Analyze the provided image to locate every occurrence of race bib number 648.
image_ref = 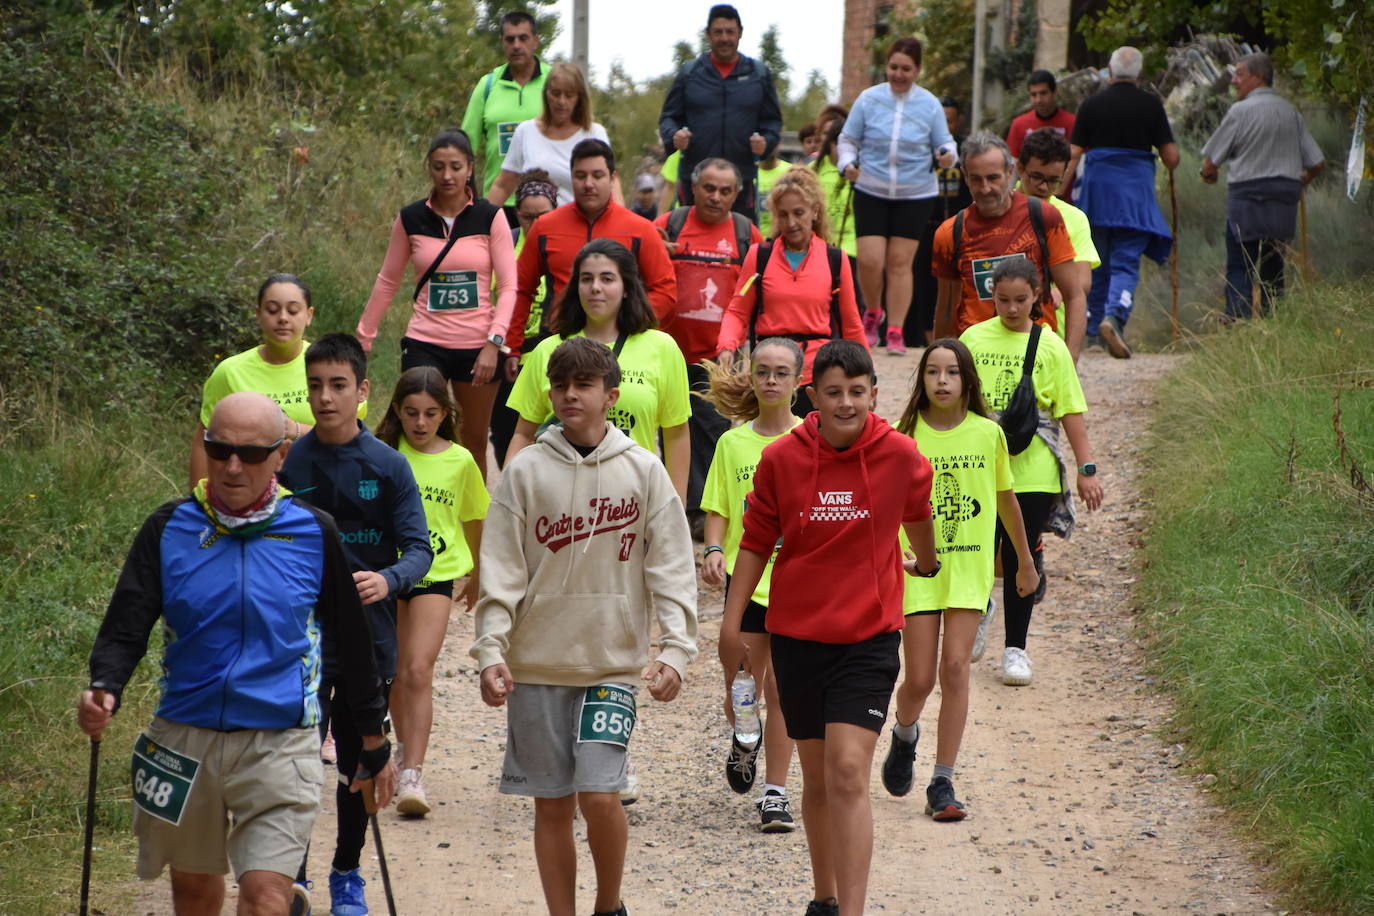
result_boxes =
[131,733,201,825]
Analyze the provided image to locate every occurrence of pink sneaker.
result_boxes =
[886,327,906,355]
[862,310,883,347]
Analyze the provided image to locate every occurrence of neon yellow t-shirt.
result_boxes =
[1046,195,1100,340]
[899,413,1012,613]
[506,329,692,453]
[661,152,681,211]
[756,159,793,239]
[399,438,489,585]
[200,344,367,427]
[699,418,801,606]
[815,158,856,257]
[960,318,1086,494]
[512,233,547,361]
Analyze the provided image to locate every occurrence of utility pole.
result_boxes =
[573,0,589,75]
[972,0,986,131]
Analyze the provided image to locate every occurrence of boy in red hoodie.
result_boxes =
[720,339,938,916]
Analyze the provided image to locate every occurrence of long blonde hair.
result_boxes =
[765,166,830,244]
[697,338,805,422]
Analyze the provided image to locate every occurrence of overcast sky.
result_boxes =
[544,0,845,98]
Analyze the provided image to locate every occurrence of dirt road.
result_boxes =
[135,348,1290,915]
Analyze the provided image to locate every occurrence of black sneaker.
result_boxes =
[1032,539,1047,605]
[758,790,797,833]
[590,904,628,916]
[880,725,919,797]
[924,776,967,821]
[725,734,760,794]
[804,898,839,916]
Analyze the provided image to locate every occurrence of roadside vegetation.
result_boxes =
[1138,284,1374,914]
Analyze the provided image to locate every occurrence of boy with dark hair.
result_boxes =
[473,337,698,916]
[720,339,938,916]
[280,332,433,916]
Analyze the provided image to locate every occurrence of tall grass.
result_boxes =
[1138,281,1374,913]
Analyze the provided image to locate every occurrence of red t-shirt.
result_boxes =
[1006,108,1076,159]
[712,57,738,80]
[740,412,934,644]
[930,193,1076,334]
[653,208,762,364]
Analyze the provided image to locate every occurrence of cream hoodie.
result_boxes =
[471,423,699,686]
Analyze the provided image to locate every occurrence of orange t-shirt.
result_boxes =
[930,193,1075,334]
[654,209,762,364]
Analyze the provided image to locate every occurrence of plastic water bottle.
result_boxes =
[731,670,761,748]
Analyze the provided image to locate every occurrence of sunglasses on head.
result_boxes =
[203,436,284,464]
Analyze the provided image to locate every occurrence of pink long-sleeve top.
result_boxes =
[357,196,517,351]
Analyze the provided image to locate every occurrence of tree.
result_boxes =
[786,69,832,129]
[758,25,791,105]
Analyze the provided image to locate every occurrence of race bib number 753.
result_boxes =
[131,733,201,825]
[577,684,637,747]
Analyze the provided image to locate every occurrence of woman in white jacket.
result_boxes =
[838,37,958,355]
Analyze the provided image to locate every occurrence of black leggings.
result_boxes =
[994,491,1054,650]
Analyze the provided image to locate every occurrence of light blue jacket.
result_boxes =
[838,83,956,201]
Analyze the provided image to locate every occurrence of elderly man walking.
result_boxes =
[1200,52,1325,319]
[78,392,394,916]
[1067,46,1179,358]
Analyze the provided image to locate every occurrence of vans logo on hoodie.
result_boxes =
[810,490,871,522]
[535,497,642,553]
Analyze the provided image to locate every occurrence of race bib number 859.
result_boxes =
[577,684,637,747]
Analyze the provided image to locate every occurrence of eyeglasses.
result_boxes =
[753,368,795,381]
[203,436,284,464]
[1022,171,1064,188]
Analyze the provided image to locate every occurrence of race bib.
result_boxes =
[428,270,480,311]
[497,122,519,156]
[577,684,637,747]
[971,253,1028,300]
[131,733,201,826]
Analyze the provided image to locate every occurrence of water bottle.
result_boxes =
[731,669,761,748]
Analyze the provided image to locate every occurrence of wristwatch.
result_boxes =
[1078,462,1097,476]
[914,559,942,578]
[487,333,505,348]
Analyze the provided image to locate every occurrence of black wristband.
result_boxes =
[355,739,391,780]
[914,559,942,579]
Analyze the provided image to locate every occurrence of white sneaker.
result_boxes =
[619,757,641,806]
[1001,647,1032,686]
[971,597,997,662]
[395,767,430,817]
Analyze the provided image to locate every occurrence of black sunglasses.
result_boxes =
[203,436,285,464]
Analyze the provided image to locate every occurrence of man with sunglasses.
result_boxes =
[78,392,394,916]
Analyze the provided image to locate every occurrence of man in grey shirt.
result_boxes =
[1200,53,1324,319]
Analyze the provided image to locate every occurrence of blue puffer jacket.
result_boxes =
[89,493,386,734]
[659,53,783,189]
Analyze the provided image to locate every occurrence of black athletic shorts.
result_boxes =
[770,631,901,740]
[401,337,496,385]
[852,189,937,241]
[400,579,454,601]
[724,574,769,634]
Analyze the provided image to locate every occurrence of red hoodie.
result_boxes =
[740,411,934,644]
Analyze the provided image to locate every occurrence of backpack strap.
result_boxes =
[729,213,753,266]
[630,236,642,258]
[665,206,690,243]
[826,245,845,339]
[951,207,967,275]
[537,232,555,332]
[1026,196,1053,307]
[483,72,495,103]
[1021,323,1043,378]
[747,240,774,352]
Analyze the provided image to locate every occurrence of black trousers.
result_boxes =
[686,363,732,512]
[993,491,1054,650]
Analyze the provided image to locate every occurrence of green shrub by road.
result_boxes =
[1139,284,1374,914]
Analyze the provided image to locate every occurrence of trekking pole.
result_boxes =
[362,780,398,916]
[78,736,100,916]
[752,153,761,228]
[1168,168,1180,345]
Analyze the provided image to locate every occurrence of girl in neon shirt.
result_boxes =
[882,338,1038,820]
[700,337,805,833]
[961,259,1105,688]
[191,273,317,491]
[357,128,517,480]
[504,238,691,506]
[375,366,489,817]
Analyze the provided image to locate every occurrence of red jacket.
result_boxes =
[741,412,933,644]
[717,236,866,384]
[508,201,677,351]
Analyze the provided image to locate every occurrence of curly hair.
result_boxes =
[766,166,830,243]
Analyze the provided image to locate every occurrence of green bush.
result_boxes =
[1139,282,1374,913]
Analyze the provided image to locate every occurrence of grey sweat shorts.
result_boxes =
[500,683,635,798]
